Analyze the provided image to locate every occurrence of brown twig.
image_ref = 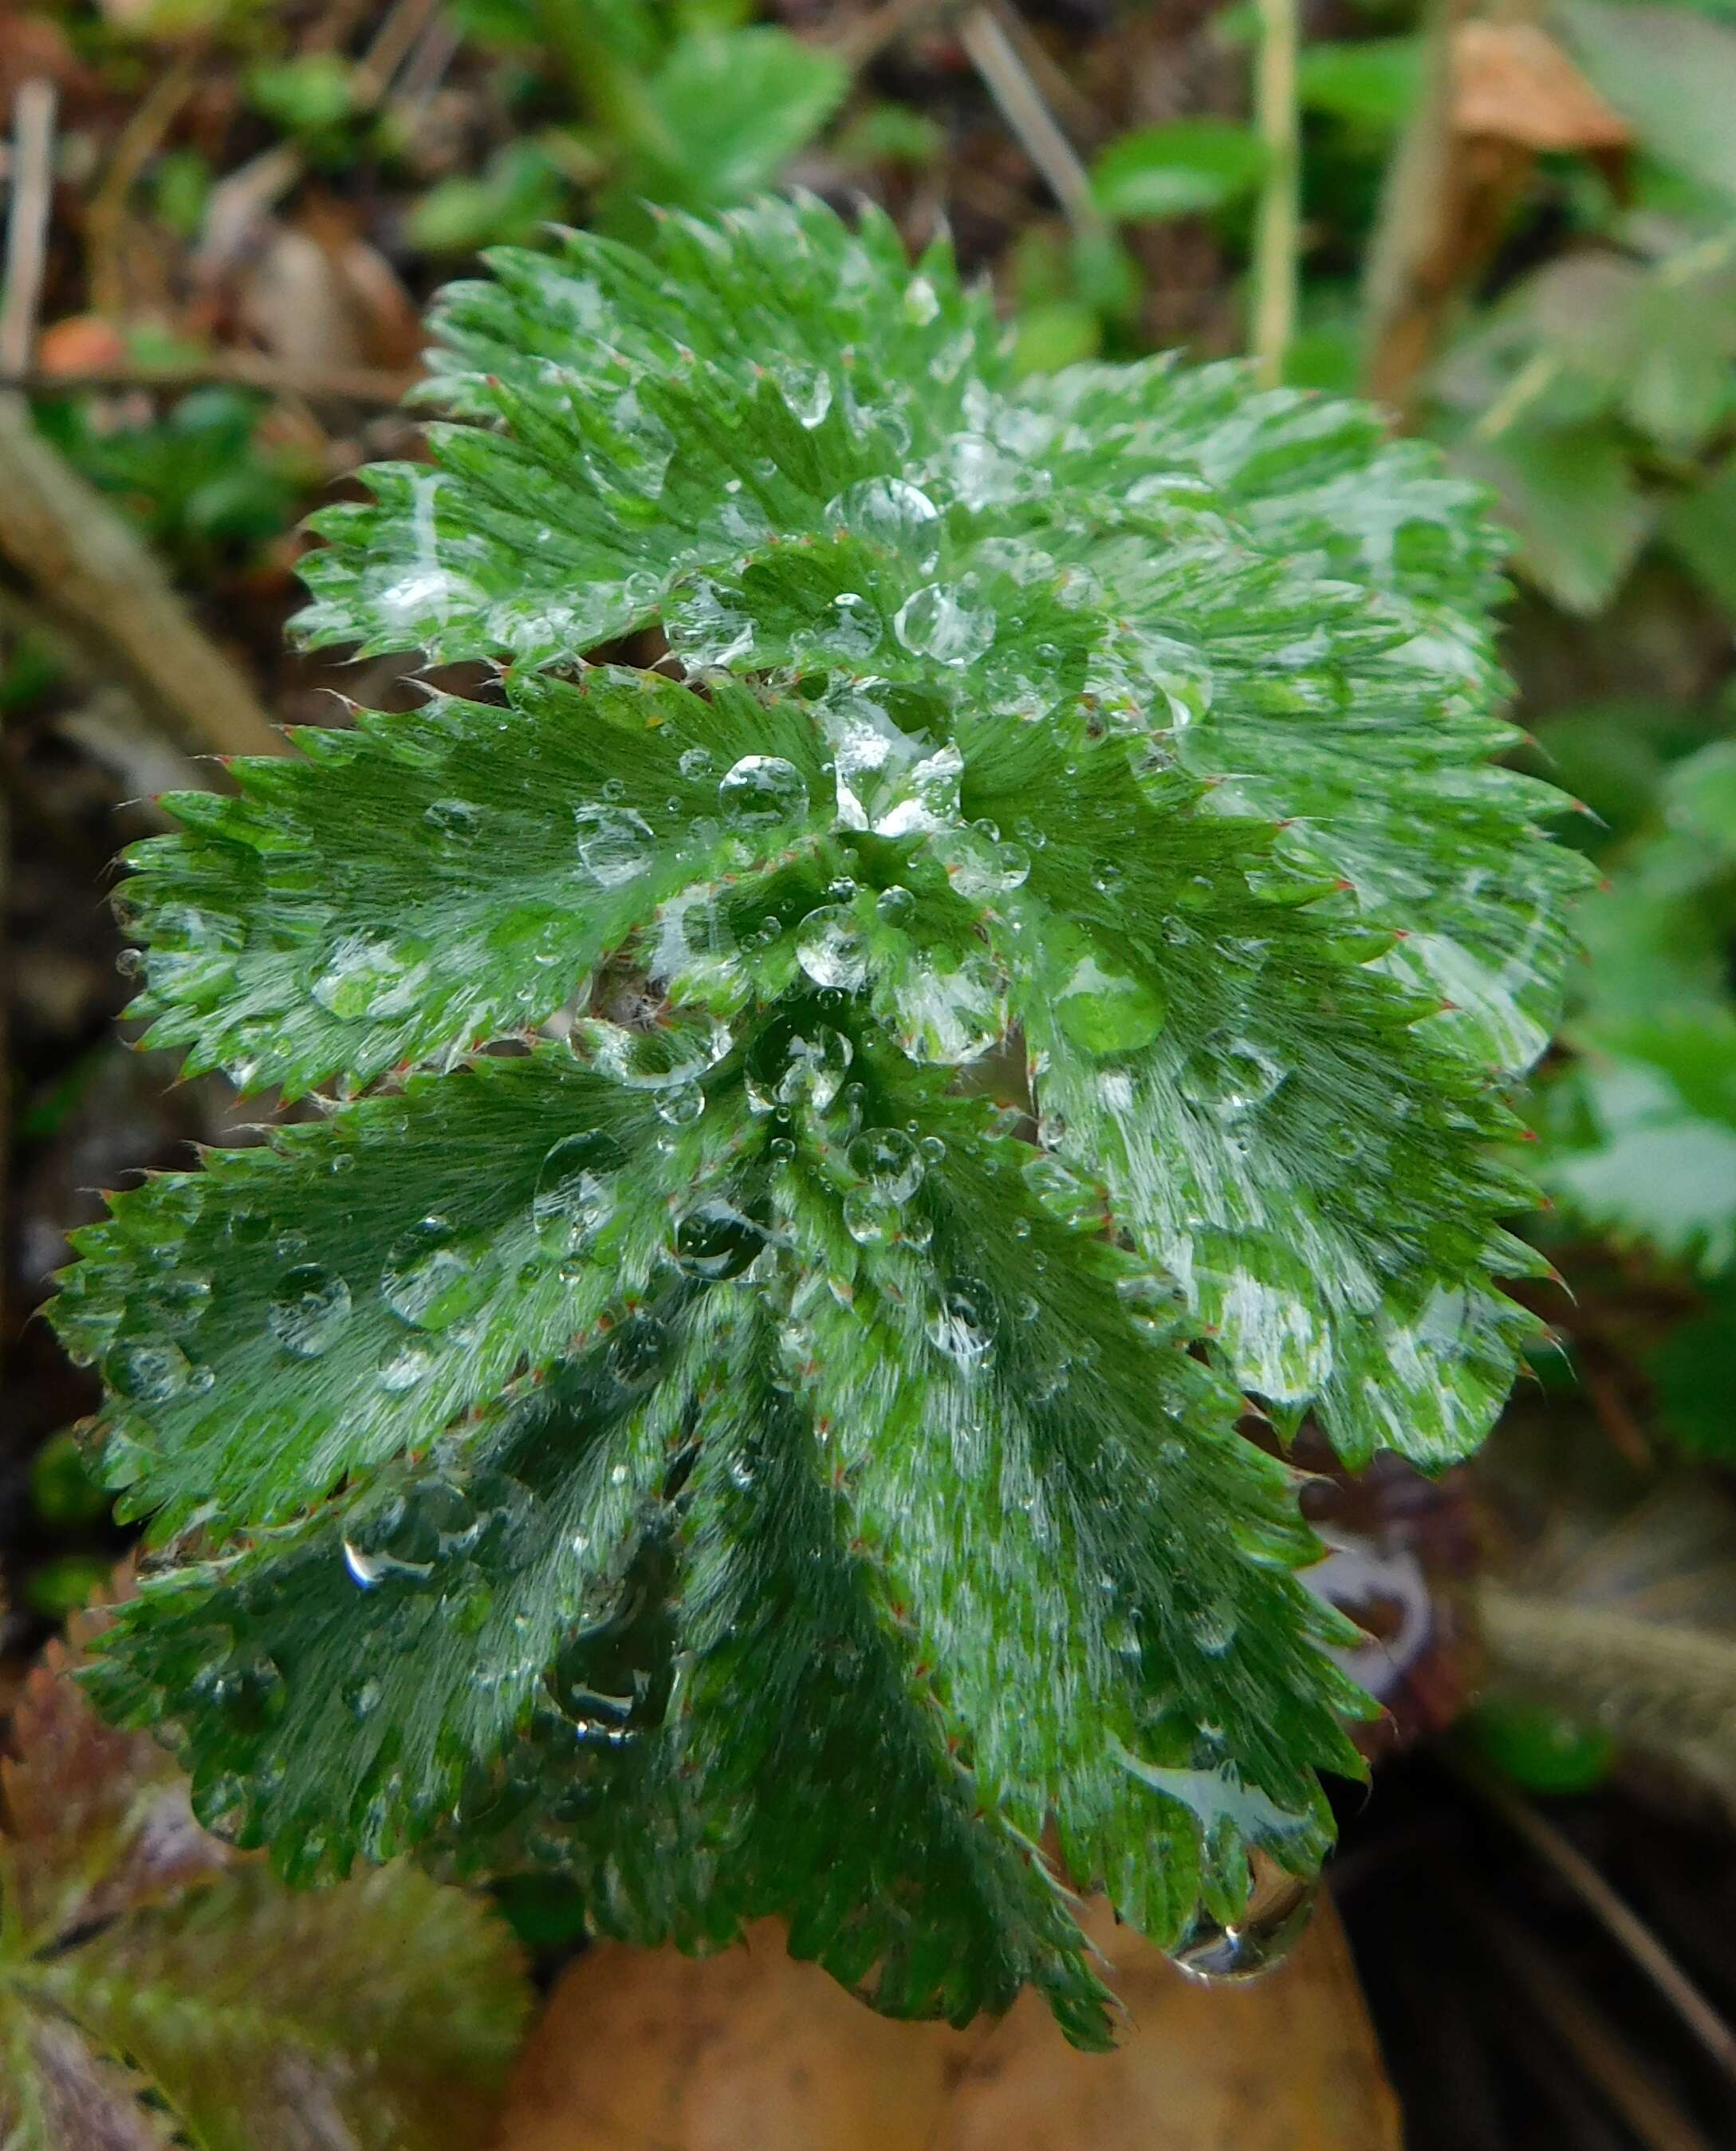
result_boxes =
[3,353,416,407]
[85,52,199,322]
[1453,1751,1736,2088]
[958,5,1100,234]
[0,81,57,376]
[1458,1883,1713,2151]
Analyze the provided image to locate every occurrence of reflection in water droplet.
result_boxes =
[823,476,941,571]
[379,1217,485,1330]
[926,1277,995,1367]
[795,904,868,991]
[106,1337,195,1404]
[718,754,807,828]
[1055,952,1166,1057]
[574,803,655,888]
[268,1265,351,1357]
[1178,1033,1288,1117]
[533,1132,623,1256]
[1169,1856,1317,1985]
[893,581,997,668]
[672,1200,765,1281]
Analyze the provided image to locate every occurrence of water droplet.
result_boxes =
[774,360,833,428]
[1179,1034,1288,1117]
[848,1127,925,1203]
[745,1022,853,1114]
[424,798,482,844]
[574,803,655,888]
[718,754,808,829]
[826,591,882,661]
[823,476,942,571]
[795,904,868,991]
[380,1217,486,1330]
[1054,952,1166,1057]
[654,1085,706,1128]
[893,581,997,668]
[533,1132,624,1256]
[310,936,420,1021]
[378,1338,436,1393]
[876,884,915,923]
[926,1277,995,1367]
[677,745,714,781]
[1170,1860,1317,1985]
[672,1200,766,1281]
[106,1337,193,1405]
[269,1265,351,1357]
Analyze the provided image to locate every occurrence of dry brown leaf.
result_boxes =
[1453,22,1633,152]
[491,1896,1400,2151]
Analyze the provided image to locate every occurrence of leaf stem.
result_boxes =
[1250,0,1300,386]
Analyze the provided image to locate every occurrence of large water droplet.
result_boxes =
[718,754,808,829]
[533,1131,623,1257]
[380,1218,486,1330]
[893,581,997,668]
[848,1127,925,1204]
[926,1276,995,1368]
[823,476,941,571]
[1179,1034,1288,1117]
[795,904,868,991]
[574,803,655,888]
[672,1200,765,1281]
[1055,953,1166,1056]
[310,936,420,1021]
[1170,1859,1317,1985]
[106,1337,194,1405]
[268,1265,352,1357]
[745,1022,853,1114]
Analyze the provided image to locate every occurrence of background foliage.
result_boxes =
[6,0,1736,2143]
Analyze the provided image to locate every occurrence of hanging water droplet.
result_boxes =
[574,803,655,888]
[823,475,941,571]
[380,1217,486,1330]
[1169,1858,1317,1985]
[268,1265,351,1357]
[718,754,808,829]
[672,1200,766,1281]
[795,904,868,991]
[893,581,997,668]
[532,1131,624,1257]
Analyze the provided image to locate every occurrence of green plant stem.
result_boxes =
[1250,0,1300,386]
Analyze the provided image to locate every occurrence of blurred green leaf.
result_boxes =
[1092,120,1269,222]
[1013,299,1102,375]
[1650,1284,1736,1456]
[1663,459,1736,615]
[1455,420,1653,614]
[833,100,945,170]
[30,1431,112,1529]
[1464,1696,1616,1794]
[407,142,568,255]
[1559,0,1736,200]
[1297,37,1423,131]
[243,53,359,140]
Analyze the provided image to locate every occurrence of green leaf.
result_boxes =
[56,195,1586,2041]
[1092,121,1269,222]
[1558,0,1736,201]
[1455,420,1653,614]
[1297,37,1423,130]
[620,26,848,214]
[1649,1281,1736,1456]
[0,1599,528,2151]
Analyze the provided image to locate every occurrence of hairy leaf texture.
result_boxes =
[0,1592,528,2151]
[53,195,1586,2041]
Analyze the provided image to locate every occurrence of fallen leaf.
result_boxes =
[1453,22,1632,153]
[491,1896,1399,2151]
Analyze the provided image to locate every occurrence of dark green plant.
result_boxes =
[51,195,1589,2044]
